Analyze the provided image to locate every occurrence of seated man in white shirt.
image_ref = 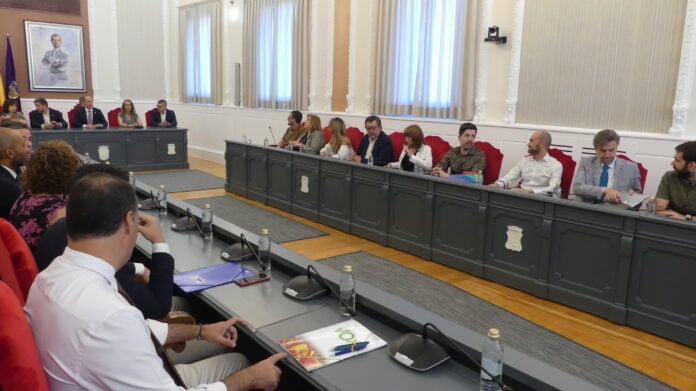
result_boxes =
[25,172,286,391]
[489,131,562,196]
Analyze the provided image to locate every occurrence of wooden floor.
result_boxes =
[173,157,696,390]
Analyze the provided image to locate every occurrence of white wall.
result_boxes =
[76,0,692,197]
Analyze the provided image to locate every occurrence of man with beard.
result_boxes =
[489,131,562,196]
[431,122,486,177]
[277,110,305,149]
[573,129,642,203]
[655,141,696,220]
[0,128,28,218]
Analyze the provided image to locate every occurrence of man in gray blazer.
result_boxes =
[573,129,642,203]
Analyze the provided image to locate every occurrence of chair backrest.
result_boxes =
[108,108,121,128]
[474,141,504,185]
[145,109,156,127]
[0,218,38,303]
[617,154,648,191]
[67,106,78,128]
[425,135,452,167]
[322,126,332,144]
[346,127,364,152]
[0,280,51,391]
[388,132,405,162]
[547,148,577,199]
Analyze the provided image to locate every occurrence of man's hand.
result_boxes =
[225,352,287,391]
[201,317,246,348]
[488,182,501,188]
[137,214,165,243]
[603,188,622,204]
[85,124,96,129]
[351,154,362,163]
[656,209,687,219]
[511,187,533,193]
[432,167,450,177]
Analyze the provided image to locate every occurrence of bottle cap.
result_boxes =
[487,328,500,339]
[343,265,352,272]
[261,228,269,235]
[129,171,134,175]
[204,203,210,209]
[160,185,164,189]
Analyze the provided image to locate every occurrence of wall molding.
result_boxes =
[109,0,121,101]
[87,0,100,96]
[474,0,493,122]
[670,0,696,137]
[504,0,525,124]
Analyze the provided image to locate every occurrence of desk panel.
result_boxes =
[267,150,292,211]
[318,160,352,231]
[350,167,389,244]
[291,155,320,221]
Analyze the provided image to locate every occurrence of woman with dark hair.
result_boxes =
[2,98,21,117]
[291,114,325,154]
[320,117,353,160]
[117,99,143,128]
[9,140,81,253]
[388,125,432,174]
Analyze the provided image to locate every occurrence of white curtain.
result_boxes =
[179,0,222,104]
[242,0,310,110]
[373,0,478,119]
[517,0,686,133]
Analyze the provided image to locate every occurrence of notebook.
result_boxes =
[621,192,650,210]
[174,262,257,293]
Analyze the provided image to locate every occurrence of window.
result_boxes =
[180,1,221,104]
[373,0,478,119]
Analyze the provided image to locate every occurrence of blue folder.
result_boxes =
[174,262,257,293]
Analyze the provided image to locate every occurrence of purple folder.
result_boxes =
[174,262,256,293]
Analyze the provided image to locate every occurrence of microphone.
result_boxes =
[220,233,256,262]
[171,208,198,232]
[283,265,330,302]
[138,190,159,211]
[388,323,513,390]
[268,125,277,145]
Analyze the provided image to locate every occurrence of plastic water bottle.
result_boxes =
[128,171,136,188]
[477,170,483,185]
[480,328,503,391]
[339,265,356,316]
[157,185,167,215]
[645,197,656,214]
[367,155,374,166]
[83,152,91,164]
[201,203,213,239]
[258,229,271,273]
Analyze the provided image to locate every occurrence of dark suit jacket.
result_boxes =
[0,167,21,219]
[29,108,68,129]
[35,218,174,319]
[72,107,108,128]
[355,131,393,166]
[150,109,178,128]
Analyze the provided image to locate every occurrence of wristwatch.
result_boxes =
[686,214,692,221]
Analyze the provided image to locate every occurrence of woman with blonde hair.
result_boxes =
[320,117,354,160]
[291,114,325,154]
[117,99,143,128]
[9,140,81,253]
[388,124,432,175]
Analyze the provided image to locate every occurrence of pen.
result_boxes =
[330,341,369,352]
[333,343,368,356]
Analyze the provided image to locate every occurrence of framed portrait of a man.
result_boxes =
[25,21,86,92]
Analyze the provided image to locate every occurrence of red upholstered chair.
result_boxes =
[67,106,79,128]
[474,141,504,185]
[0,281,51,391]
[388,132,405,162]
[425,135,452,167]
[145,109,156,127]
[108,108,121,128]
[0,218,39,304]
[346,127,365,151]
[617,154,648,191]
[0,241,23,305]
[547,148,577,199]
[322,126,332,143]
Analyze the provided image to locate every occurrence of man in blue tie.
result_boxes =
[573,129,642,203]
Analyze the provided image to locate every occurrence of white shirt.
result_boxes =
[41,110,51,129]
[320,143,353,160]
[365,137,377,159]
[1,164,17,179]
[24,247,224,391]
[496,153,563,195]
[388,144,433,175]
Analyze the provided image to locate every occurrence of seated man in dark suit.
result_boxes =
[29,97,68,130]
[573,129,642,204]
[35,163,175,319]
[72,95,108,129]
[0,128,28,218]
[151,99,178,128]
[351,115,393,166]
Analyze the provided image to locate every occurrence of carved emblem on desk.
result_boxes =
[168,143,176,155]
[98,145,109,161]
[301,175,309,193]
[505,225,523,252]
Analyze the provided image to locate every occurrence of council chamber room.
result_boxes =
[0,0,694,390]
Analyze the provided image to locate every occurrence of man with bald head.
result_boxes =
[0,128,29,218]
[489,131,562,196]
[0,117,33,160]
